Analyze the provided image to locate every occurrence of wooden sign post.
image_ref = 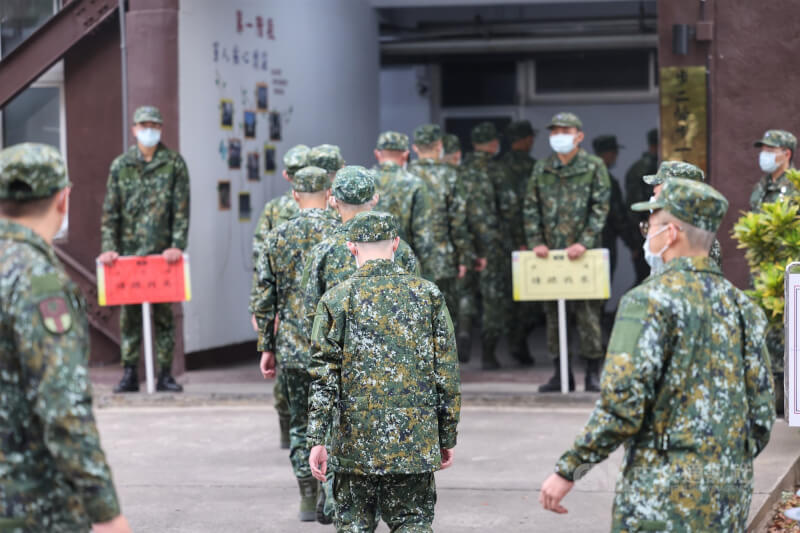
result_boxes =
[97,254,192,394]
[513,249,611,394]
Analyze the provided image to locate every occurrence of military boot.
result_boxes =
[156,368,183,392]
[279,415,290,449]
[584,358,601,393]
[539,359,575,393]
[775,373,785,416]
[113,365,139,393]
[481,339,500,370]
[297,476,319,522]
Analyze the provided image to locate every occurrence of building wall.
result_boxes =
[179,0,379,354]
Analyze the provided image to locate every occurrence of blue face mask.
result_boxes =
[643,225,669,273]
[549,133,575,154]
[136,128,161,148]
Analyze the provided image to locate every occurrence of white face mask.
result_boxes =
[53,196,69,242]
[759,151,780,173]
[643,225,670,273]
[136,127,161,148]
[549,133,575,154]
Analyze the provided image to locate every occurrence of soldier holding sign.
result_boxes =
[98,106,190,393]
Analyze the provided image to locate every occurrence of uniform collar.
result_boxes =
[379,161,401,171]
[414,158,437,165]
[354,259,406,277]
[0,219,58,264]
[761,168,793,189]
[548,149,586,170]
[660,255,721,276]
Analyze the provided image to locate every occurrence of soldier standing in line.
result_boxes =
[254,166,339,522]
[524,112,610,393]
[372,131,439,281]
[625,128,659,285]
[0,143,131,533]
[98,105,188,394]
[409,124,475,337]
[750,129,798,413]
[249,144,309,450]
[502,120,537,200]
[307,211,461,532]
[540,179,775,531]
[442,133,462,166]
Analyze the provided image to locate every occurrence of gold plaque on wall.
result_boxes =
[660,66,708,172]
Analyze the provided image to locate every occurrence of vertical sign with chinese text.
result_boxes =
[660,66,708,172]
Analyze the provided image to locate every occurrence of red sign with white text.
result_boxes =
[97,254,192,306]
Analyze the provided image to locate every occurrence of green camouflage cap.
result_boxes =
[346,211,398,243]
[376,131,409,151]
[133,105,163,124]
[308,144,344,173]
[546,112,583,130]
[333,165,375,205]
[292,166,330,193]
[647,128,658,146]
[754,129,797,153]
[592,135,623,154]
[283,144,310,175]
[506,120,536,143]
[443,134,461,154]
[631,178,728,232]
[413,124,442,146]
[643,160,704,186]
[0,143,71,201]
[471,121,498,144]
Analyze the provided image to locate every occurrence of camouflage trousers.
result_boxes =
[333,472,436,532]
[273,368,289,419]
[456,271,478,328]
[766,323,784,375]
[120,303,174,368]
[477,253,512,344]
[284,369,312,479]
[435,277,459,335]
[544,299,603,361]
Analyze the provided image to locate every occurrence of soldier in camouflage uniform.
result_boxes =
[442,133,462,166]
[99,106,188,394]
[307,211,461,532]
[250,144,309,450]
[409,124,475,336]
[751,129,797,409]
[625,128,659,284]
[254,166,339,522]
[0,144,131,533]
[372,132,439,281]
[642,161,723,268]
[524,112,611,392]
[502,120,537,200]
[541,178,775,531]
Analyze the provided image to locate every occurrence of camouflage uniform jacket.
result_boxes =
[373,161,440,280]
[749,168,798,211]
[101,144,190,255]
[0,221,120,530]
[501,150,536,200]
[625,151,658,221]
[307,260,461,475]
[453,165,503,259]
[254,208,338,368]
[524,149,611,250]
[556,256,775,531]
[462,151,525,249]
[408,158,476,267]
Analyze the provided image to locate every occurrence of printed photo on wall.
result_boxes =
[238,192,252,222]
[220,99,234,130]
[247,152,260,181]
[244,110,256,139]
[228,139,242,169]
[217,181,231,210]
[256,83,268,111]
[269,112,281,141]
[264,144,276,174]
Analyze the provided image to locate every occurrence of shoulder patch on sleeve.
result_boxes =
[607,297,648,354]
[38,296,73,334]
[31,273,62,296]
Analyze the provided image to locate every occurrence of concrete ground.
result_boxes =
[96,403,797,533]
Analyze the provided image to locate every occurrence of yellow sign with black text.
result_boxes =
[512,249,611,301]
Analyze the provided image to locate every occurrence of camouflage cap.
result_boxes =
[631,178,728,233]
[643,160,704,186]
[346,211,398,243]
[133,105,163,124]
[471,122,498,144]
[376,131,409,151]
[283,144,310,175]
[0,143,71,201]
[592,135,623,154]
[292,166,330,193]
[333,165,375,205]
[754,129,797,153]
[647,128,658,146]
[506,120,536,143]
[413,124,443,146]
[442,134,461,154]
[546,112,583,130]
[308,144,344,173]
